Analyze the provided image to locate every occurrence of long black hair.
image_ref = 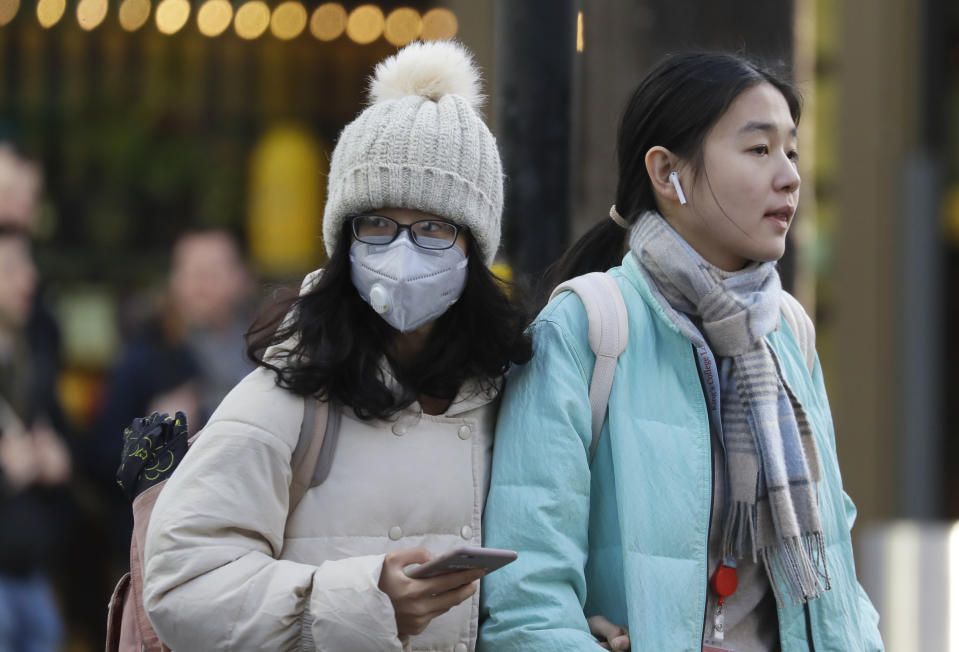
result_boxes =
[543,51,802,296]
[247,223,533,420]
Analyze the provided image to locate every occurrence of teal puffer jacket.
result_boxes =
[479,254,882,652]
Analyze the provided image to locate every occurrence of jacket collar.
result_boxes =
[619,253,686,338]
[444,376,501,416]
[380,358,500,418]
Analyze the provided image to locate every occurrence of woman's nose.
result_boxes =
[776,155,801,194]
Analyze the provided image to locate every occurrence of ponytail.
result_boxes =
[537,218,627,309]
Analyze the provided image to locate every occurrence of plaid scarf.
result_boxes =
[630,212,829,605]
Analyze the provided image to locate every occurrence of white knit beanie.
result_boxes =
[322,40,503,265]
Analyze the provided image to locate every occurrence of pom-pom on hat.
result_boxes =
[323,40,503,265]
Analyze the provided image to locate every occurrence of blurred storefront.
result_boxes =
[0,1,481,427]
[824,0,958,646]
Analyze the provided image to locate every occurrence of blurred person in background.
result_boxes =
[97,228,254,443]
[0,224,72,652]
[0,144,63,445]
[168,229,257,423]
[0,144,42,232]
[1,142,128,650]
[94,228,255,571]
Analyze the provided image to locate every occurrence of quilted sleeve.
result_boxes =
[478,315,605,651]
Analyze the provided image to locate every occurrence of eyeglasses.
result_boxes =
[350,214,462,250]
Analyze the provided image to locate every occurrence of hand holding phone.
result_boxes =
[404,545,518,579]
[379,547,484,636]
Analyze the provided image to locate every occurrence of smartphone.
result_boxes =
[404,546,518,579]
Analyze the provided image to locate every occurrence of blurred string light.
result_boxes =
[384,7,420,46]
[310,2,345,41]
[0,0,19,27]
[196,0,232,36]
[270,1,307,40]
[421,7,456,40]
[118,0,151,31]
[346,4,382,44]
[36,0,66,28]
[6,0,457,43]
[576,11,584,52]
[77,0,108,30]
[155,0,190,34]
[234,0,270,39]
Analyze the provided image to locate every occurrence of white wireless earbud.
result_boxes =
[669,171,687,205]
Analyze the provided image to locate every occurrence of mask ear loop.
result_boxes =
[669,171,688,205]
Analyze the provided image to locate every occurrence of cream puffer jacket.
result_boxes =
[142,365,498,652]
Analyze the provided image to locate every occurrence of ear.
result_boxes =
[644,146,683,205]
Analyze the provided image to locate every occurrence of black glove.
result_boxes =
[116,411,190,502]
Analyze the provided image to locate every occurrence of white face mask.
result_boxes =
[350,233,468,333]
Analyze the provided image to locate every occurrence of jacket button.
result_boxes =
[457,425,471,440]
[454,644,468,652]
[392,423,407,436]
[389,526,403,540]
[460,525,472,540]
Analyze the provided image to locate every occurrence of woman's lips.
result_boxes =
[763,208,793,229]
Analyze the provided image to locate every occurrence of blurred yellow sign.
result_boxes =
[490,261,515,296]
[945,185,959,247]
[248,124,327,278]
[490,261,513,283]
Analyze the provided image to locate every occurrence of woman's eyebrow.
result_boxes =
[738,120,798,138]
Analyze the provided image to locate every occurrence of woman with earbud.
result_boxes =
[140,41,628,652]
[478,52,883,651]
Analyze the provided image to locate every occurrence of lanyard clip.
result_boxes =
[710,561,738,606]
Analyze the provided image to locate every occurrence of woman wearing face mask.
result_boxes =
[140,41,627,652]
[478,53,883,651]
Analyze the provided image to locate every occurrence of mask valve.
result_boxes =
[369,283,391,314]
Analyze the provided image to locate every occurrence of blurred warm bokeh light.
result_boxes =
[270,1,307,41]
[118,0,151,31]
[154,0,190,34]
[346,4,384,45]
[310,2,347,41]
[196,0,233,37]
[384,8,421,46]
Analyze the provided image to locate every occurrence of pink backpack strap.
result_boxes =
[288,398,336,511]
[128,482,172,651]
[104,572,130,652]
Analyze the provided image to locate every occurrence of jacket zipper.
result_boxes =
[699,360,715,646]
[803,603,816,652]
[694,333,817,652]
[700,439,715,644]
